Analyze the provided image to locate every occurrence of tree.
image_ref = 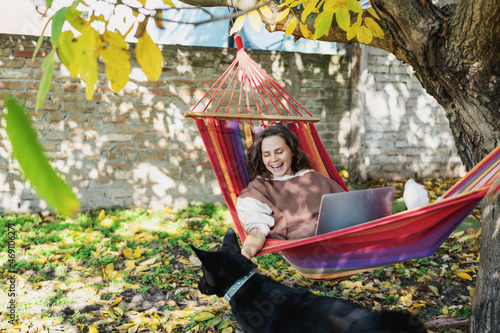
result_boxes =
[5,0,499,331]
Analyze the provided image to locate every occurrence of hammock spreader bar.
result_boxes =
[185,36,320,124]
[186,36,500,280]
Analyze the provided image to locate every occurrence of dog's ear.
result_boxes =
[222,228,241,253]
[190,245,210,264]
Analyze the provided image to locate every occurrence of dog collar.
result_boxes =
[224,270,257,302]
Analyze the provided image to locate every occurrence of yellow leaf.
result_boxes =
[128,324,140,333]
[106,263,115,275]
[136,31,164,82]
[357,25,373,44]
[100,218,114,228]
[364,17,384,38]
[277,7,290,22]
[57,30,79,77]
[457,272,473,281]
[97,209,106,220]
[338,169,349,179]
[112,296,123,306]
[221,327,233,333]
[123,282,141,289]
[56,283,69,291]
[260,5,273,19]
[162,0,175,7]
[177,258,192,266]
[367,8,380,19]
[125,259,136,267]
[347,0,362,13]
[35,257,47,265]
[247,10,262,32]
[285,17,297,37]
[100,31,131,92]
[347,12,363,40]
[140,257,157,266]
[429,285,440,296]
[123,248,132,258]
[52,317,63,325]
[299,23,312,39]
[114,306,124,316]
[341,280,355,289]
[74,24,99,100]
[229,14,245,36]
[469,287,475,297]
[135,265,150,273]
[87,326,99,333]
[301,0,318,23]
[193,312,215,321]
[400,294,412,307]
[133,248,142,258]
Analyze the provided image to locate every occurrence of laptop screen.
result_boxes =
[315,186,395,235]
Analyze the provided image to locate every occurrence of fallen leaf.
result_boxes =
[457,272,473,281]
[193,312,215,321]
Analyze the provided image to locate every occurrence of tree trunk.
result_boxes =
[371,2,500,331]
[470,198,500,332]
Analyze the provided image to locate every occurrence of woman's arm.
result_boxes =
[241,228,267,259]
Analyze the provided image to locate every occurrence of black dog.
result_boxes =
[191,229,427,333]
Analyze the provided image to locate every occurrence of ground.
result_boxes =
[0,178,481,332]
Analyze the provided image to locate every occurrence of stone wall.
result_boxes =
[0,34,352,212]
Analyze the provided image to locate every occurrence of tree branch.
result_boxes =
[177,0,397,54]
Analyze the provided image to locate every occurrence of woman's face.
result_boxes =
[261,135,294,177]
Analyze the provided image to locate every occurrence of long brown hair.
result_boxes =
[247,125,313,181]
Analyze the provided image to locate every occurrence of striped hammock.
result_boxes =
[186,36,500,280]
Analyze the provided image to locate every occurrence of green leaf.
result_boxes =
[36,49,55,111]
[347,0,363,13]
[4,98,80,217]
[46,0,54,9]
[33,13,54,61]
[50,7,67,47]
[314,10,334,40]
[335,6,351,31]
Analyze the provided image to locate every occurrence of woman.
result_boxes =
[237,125,345,259]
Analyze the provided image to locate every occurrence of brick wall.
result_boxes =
[0,34,465,213]
[356,46,464,180]
[0,34,352,212]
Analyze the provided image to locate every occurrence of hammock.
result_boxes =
[185,36,500,280]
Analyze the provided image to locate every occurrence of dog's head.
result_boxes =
[190,229,256,297]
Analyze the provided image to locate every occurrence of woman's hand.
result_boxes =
[241,228,267,259]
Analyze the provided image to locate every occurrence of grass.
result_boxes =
[0,180,482,332]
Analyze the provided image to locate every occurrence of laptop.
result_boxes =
[315,186,396,235]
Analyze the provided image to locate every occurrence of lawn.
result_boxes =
[0,178,480,332]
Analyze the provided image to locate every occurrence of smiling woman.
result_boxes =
[236,125,345,259]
